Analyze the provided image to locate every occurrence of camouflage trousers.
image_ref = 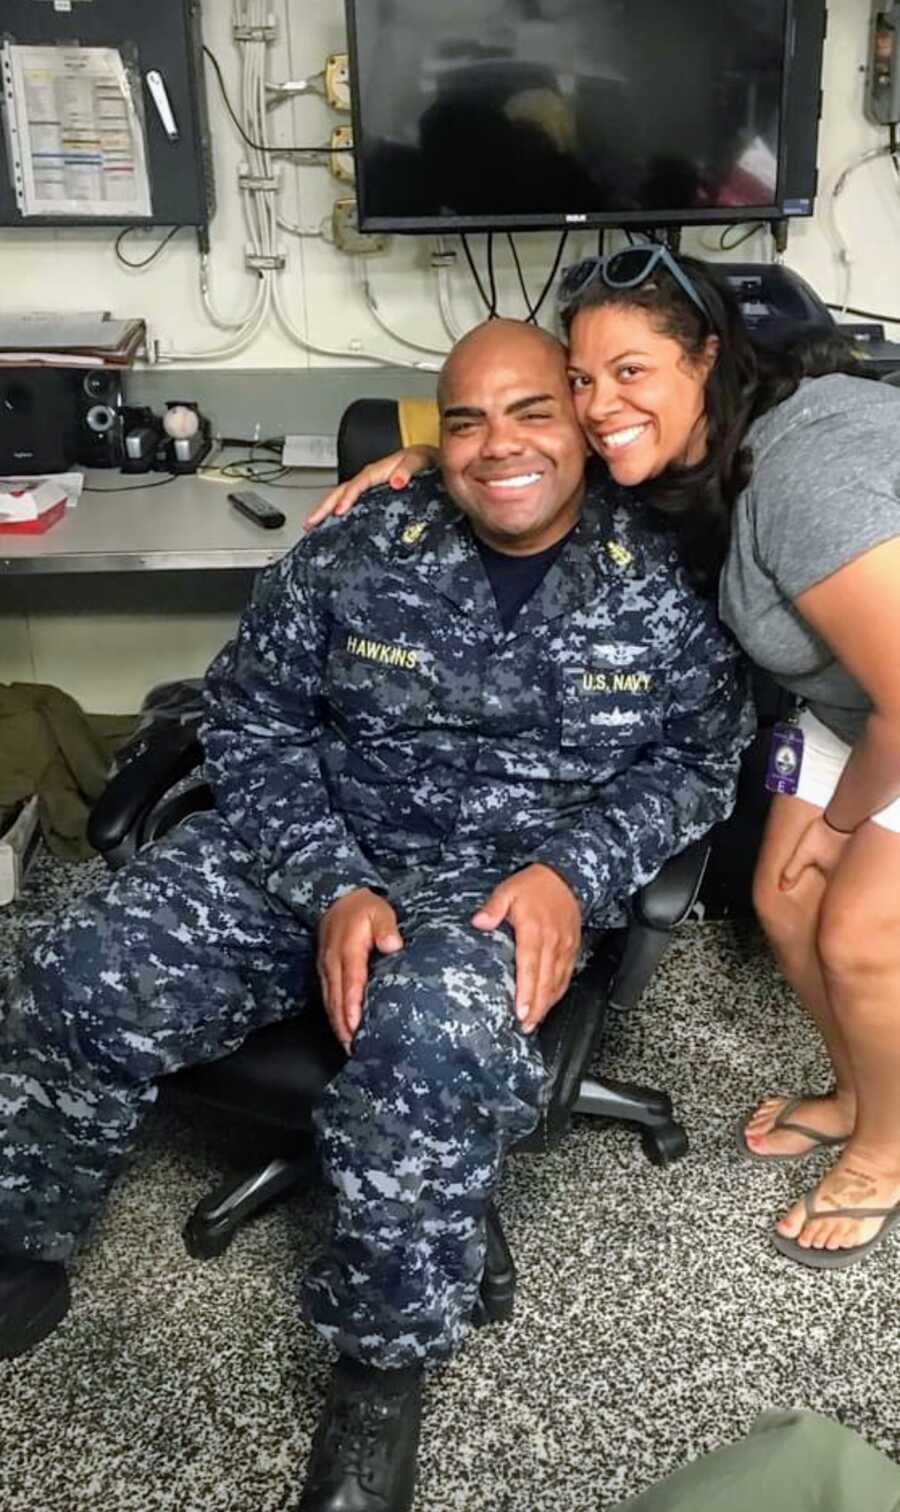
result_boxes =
[0,812,551,1366]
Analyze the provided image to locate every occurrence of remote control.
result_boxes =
[228,490,286,530]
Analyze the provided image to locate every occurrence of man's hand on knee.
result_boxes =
[471,864,581,1035]
[317,889,403,1051]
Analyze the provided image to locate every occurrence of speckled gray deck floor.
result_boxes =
[1,850,898,1512]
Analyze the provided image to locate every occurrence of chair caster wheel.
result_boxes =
[471,1201,516,1327]
[641,1121,689,1166]
[182,1210,237,1260]
[471,1290,515,1329]
[181,1156,314,1262]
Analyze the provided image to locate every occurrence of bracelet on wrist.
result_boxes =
[822,810,855,836]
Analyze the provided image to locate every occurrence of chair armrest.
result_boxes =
[631,837,710,930]
[609,839,710,1011]
[87,727,205,855]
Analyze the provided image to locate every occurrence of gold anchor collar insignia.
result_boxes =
[606,540,633,568]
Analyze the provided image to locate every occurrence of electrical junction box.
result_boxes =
[868,2,900,125]
[325,52,351,111]
[329,125,355,183]
[332,196,387,254]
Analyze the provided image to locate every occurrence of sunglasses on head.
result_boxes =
[558,244,712,324]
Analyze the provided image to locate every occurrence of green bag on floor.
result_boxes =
[612,1410,900,1512]
[0,683,136,862]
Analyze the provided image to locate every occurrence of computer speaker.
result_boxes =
[0,369,81,475]
[77,368,124,469]
[0,367,125,474]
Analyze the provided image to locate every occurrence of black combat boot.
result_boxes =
[295,1356,423,1512]
[0,1254,70,1359]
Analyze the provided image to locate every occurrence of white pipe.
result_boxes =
[825,145,893,315]
[357,260,449,356]
[272,277,440,368]
[167,274,272,361]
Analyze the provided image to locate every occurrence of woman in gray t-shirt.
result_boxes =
[558,255,900,1272]
[320,252,900,1272]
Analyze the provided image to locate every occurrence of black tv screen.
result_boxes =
[347,0,822,232]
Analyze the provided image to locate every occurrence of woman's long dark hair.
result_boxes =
[560,256,869,592]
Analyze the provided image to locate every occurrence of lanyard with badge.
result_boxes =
[764,702,805,795]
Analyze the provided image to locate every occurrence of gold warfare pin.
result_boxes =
[401,521,428,546]
[606,540,633,568]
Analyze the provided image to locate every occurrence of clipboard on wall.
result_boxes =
[0,0,214,235]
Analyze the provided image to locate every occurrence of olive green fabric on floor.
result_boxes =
[0,683,136,861]
[614,1409,900,1512]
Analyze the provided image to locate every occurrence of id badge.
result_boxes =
[765,721,804,796]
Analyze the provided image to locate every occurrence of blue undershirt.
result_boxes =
[473,526,577,632]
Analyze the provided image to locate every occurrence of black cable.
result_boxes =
[207,433,292,483]
[460,233,492,311]
[718,223,757,252]
[217,457,292,482]
[529,230,569,322]
[770,218,789,257]
[83,475,179,493]
[826,302,900,324]
[203,45,350,155]
[85,467,307,493]
[244,472,309,488]
[486,233,499,317]
[506,233,536,322]
[217,435,284,453]
[114,224,182,269]
[212,452,308,487]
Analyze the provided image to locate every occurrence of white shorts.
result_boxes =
[794,708,900,834]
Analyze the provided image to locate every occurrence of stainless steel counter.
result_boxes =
[0,468,333,575]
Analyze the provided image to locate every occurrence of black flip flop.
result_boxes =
[772,1193,900,1270]
[735,1094,847,1163]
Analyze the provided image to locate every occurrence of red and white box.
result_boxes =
[0,478,68,533]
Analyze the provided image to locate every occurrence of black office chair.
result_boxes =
[86,397,711,1326]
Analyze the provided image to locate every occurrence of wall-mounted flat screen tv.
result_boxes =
[346,0,825,232]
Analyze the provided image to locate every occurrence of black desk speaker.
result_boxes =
[0,367,124,474]
[78,368,124,469]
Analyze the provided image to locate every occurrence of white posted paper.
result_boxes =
[1,43,152,218]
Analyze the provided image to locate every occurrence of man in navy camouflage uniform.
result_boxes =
[0,320,752,1512]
